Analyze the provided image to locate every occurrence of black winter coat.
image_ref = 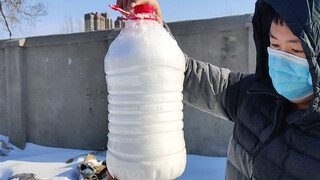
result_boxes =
[182,0,320,179]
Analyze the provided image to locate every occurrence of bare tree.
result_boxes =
[60,16,84,34]
[0,0,47,39]
[76,19,84,33]
[61,16,74,34]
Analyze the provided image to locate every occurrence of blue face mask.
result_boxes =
[268,47,313,101]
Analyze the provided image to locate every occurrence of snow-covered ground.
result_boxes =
[0,135,226,180]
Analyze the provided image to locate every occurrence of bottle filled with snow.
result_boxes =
[104,4,186,180]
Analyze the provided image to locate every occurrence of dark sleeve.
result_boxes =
[183,54,232,120]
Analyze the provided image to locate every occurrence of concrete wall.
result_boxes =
[170,15,255,72]
[23,33,116,150]
[0,47,7,136]
[0,14,254,156]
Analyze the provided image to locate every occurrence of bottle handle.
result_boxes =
[109,5,136,19]
[109,5,157,21]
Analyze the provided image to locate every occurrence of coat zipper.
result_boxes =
[246,90,283,179]
[249,90,281,160]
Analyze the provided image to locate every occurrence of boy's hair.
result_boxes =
[270,7,284,26]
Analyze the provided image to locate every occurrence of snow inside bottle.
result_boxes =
[105,5,186,180]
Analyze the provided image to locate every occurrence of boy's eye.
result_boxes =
[292,49,304,53]
[271,44,280,48]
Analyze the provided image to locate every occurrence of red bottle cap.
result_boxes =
[134,5,155,14]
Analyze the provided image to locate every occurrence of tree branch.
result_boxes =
[7,0,36,17]
[0,1,12,38]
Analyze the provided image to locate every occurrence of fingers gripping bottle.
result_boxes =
[104,4,186,180]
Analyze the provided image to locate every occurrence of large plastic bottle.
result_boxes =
[104,5,186,180]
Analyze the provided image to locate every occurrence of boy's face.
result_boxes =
[269,21,313,108]
[269,21,306,59]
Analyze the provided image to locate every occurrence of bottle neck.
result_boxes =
[135,13,155,19]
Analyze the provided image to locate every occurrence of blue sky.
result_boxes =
[0,0,256,39]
